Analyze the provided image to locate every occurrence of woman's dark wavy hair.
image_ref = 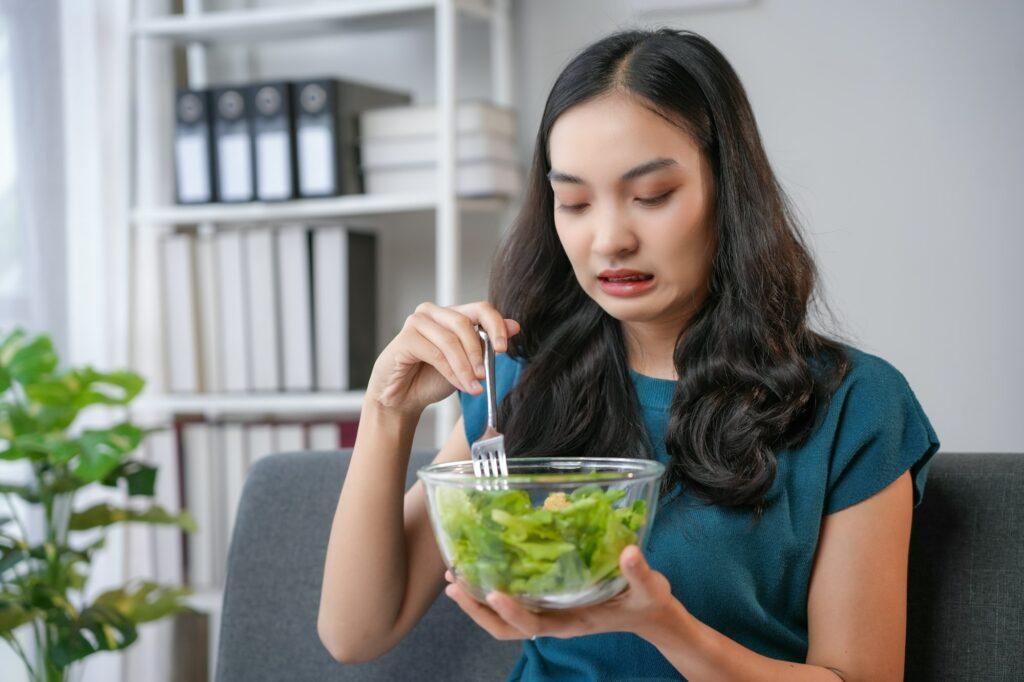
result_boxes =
[490,28,850,516]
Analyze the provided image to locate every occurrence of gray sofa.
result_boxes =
[214,450,1023,681]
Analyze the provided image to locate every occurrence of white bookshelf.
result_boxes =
[124,1,515,678]
[132,192,506,225]
[133,390,444,418]
[136,391,368,416]
[131,0,494,43]
[126,0,515,436]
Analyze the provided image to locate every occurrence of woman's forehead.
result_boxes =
[548,96,702,182]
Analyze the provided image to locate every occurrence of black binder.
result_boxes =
[211,86,256,203]
[249,81,297,201]
[174,88,216,204]
[347,231,377,388]
[292,78,411,197]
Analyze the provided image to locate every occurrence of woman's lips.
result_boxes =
[598,274,655,297]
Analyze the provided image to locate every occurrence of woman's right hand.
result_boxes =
[365,301,521,419]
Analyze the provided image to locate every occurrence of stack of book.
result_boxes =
[160,224,377,394]
[358,99,520,196]
[178,417,359,591]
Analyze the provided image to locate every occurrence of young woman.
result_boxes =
[318,28,940,681]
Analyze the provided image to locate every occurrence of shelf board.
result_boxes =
[134,391,368,416]
[132,192,510,225]
[183,586,224,613]
[131,0,493,44]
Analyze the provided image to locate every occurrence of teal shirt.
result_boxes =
[458,345,941,681]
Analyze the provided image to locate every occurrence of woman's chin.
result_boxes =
[594,299,665,323]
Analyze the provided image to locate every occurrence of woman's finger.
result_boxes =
[395,327,469,396]
[485,592,546,638]
[488,591,606,639]
[450,301,518,353]
[408,313,482,394]
[415,302,488,378]
[619,545,666,606]
[486,592,602,639]
[445,584,523,641]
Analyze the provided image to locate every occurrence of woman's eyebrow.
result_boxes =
[547,157,678,185]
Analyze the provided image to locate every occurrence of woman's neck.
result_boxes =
[623,323,682,381]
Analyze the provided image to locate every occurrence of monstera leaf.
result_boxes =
[0,330,58,390]
[0,596,39,634]
[48,602,137,668]
[68,503,197,533]
[99,459,158,497]
[47,580,196,668]
[72,424,147,482]
[92,579,195,624]
[0,538,104,578]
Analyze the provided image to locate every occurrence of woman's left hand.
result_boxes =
[443,544,688,642]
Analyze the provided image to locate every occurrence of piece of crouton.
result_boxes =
[542,491,571,511]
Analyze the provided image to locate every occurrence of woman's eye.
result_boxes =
[636,190,674,207]
[558,202,589,214]
[557,190,673,214]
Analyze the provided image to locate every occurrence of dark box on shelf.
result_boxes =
[211,85,256,203]
[292,78,411,198]
[174,88,217,204]
[249,81,298,202]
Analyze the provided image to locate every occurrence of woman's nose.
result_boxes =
[590,206,639,257]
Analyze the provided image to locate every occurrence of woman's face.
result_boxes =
[548,93,716,327]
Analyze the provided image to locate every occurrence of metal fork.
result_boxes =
[470,326,508,488]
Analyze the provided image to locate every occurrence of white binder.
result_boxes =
[244,228,281,392]
[276,225,315,391]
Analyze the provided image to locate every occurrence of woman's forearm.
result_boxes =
[317,403,420,661]
[641,604,845,682]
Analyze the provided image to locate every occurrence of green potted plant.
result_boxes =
[0,328,197,682]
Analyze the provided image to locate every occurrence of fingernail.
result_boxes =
[470,380,482,392]
[475,364,485,377]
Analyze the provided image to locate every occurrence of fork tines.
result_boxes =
[471,435,508,490]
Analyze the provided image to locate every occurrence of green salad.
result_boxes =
[435,483,647,595]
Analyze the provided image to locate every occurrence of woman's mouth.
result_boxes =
[597,273,655,297]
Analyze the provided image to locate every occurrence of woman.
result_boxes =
[318,28,940,680]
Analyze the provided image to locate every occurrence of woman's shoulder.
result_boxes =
[815,343,941,513]
[834,344,913,393]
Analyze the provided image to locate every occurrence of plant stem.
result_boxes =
[3,631,38,680]
[2,491,30,540]
[32,617,47,682]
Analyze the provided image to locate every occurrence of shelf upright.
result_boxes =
[434,0,461,449]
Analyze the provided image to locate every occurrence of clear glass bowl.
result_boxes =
[418,457,666,610]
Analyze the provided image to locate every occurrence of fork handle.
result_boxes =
[476,326,498,430]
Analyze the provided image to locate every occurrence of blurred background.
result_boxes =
[0,0,1021,680]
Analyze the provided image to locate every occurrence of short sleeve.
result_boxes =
[458,353,524,444]
[824,353,941,515]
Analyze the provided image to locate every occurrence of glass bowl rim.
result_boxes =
[416,456,665,487]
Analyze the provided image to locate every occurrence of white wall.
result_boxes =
[513,0,1024,453]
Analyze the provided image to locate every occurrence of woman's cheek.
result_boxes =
[556,229,589,267]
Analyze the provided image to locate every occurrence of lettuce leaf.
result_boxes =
[436,483,647,595]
